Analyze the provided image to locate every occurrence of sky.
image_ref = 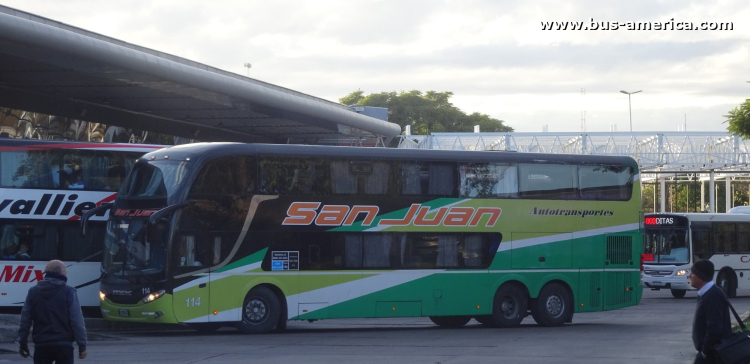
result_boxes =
[2,0,749,133]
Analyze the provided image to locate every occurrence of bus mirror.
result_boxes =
[146,200,196,241]
[80,203,113,237]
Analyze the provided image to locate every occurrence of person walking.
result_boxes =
[689,259,732,364]
[16,260,88,363]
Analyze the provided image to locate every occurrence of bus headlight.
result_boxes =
[676,269,688,276]
[99,291,106,301]
[142,290,166,304]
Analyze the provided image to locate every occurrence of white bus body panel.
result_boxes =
[1,261,101,307]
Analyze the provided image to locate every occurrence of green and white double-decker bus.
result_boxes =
[93,143,642,333]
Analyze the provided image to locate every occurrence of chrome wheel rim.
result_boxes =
[244,297,269,323]
[545,295,564,318]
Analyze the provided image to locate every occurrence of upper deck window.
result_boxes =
[0,149,140,191]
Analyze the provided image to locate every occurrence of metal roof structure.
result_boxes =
[0,5,401,144]
[397,131,750,175]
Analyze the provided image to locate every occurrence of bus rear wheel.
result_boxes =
[429,316,471,327]
[237,286,281,334]
[670,289,686,298]
[531,283,572,327]
[490,284,527,328]
[717,270,737,298]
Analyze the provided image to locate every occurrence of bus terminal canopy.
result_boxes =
[0,6,401,144]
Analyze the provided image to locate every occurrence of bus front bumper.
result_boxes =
[642,267,693,291]
[100,294,178,324]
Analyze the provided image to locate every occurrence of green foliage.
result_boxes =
[339,90,513,134]
[725,99,750,138]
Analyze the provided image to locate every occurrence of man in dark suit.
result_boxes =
[689,259,732,364]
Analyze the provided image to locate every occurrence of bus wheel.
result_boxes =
[490,284,527,328]
[717,270,737,298]
[531,283,572,327]
[429,316,471,327]
[670,289,686,299]
[188,323,222,333]
[237,286,281,334]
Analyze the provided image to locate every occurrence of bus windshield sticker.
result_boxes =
[271,251,299,271]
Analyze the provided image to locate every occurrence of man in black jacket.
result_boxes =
[689,259,732,364]
[16,260,88,363]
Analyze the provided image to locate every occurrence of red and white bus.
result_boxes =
[0,139,161,314]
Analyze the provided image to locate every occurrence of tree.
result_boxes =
[340,90,513,134]
[725,99,750,138]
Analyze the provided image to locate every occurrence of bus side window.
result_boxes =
[458,163,517,198]
[714,223,737,253]
[578,165,633,201]
[519,164,577,200]
[330,160,390,195]
[739,224,750,253]
[692,229,711,260]
[401,162,456,197]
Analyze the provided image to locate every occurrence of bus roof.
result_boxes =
[141,142,640,168]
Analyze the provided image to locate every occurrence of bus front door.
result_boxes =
[171,234,211,323]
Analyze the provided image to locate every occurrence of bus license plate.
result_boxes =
[118,309,130,317]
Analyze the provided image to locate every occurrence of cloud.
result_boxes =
[1,0,748,133]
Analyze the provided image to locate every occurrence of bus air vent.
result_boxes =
[606,236,633,266]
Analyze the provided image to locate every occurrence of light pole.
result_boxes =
[243,63,252,77]
[620,90,642,132]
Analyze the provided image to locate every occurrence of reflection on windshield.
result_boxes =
[644,228,690,264]
[121,160,188,199]
[103,219,166,276]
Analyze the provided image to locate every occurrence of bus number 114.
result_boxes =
[186,297,201,307]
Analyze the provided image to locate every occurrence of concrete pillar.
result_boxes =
[653,181,657,212]
[701,180,705,212]
[709,171,715,213]
[660,178,666,213]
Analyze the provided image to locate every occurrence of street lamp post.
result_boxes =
[620,90,642,132]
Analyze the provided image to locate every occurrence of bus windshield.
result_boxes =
[103,219,166,277]
[119,160,188,201]
[643,227,690,264]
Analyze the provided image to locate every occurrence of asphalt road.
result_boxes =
[1,288,749,364]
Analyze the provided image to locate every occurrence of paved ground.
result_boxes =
[1,288,749,364]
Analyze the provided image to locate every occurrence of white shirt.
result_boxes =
[697,281,715,297]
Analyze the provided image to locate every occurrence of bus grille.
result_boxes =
[606,236,632,266]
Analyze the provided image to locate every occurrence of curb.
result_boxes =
[732,310,750,332]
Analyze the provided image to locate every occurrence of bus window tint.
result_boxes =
[330,160,390,195]
[123,161,187,198]
[691,229,712,260]
[295,233,492,270]
[401,163,455,196]
[714,223,737,253]
[190,157,255,195]
[459,163,518,198]
[519,164,578,199]
[259,157,328,195]
[738,224,750,253]
[578,165,633,201]
[62,224,105,261]
[0,150,137,191]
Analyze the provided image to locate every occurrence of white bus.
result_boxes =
[642,212,750,298]
[0,139,160,314]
